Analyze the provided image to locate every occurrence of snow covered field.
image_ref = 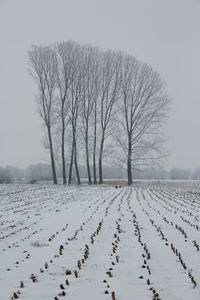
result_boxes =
[1,183,200,300]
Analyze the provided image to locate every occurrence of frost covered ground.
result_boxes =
[1,182,200,300]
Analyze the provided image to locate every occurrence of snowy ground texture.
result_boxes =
[1,182,200,300]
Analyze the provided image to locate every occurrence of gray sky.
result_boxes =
[0,0,200,170]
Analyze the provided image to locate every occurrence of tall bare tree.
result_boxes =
[28,46,58,184]
[55,41,78,184]
[81,46,100,184]
[68,44,82,185]
[92,83,99,185]
[119,55,170,185]
[98,50,122,184]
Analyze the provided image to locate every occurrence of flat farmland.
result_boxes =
[1,183,200,300]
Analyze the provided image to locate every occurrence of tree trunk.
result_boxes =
[127,138,132,185]
[74,139,81,185]
[127,158,132,185]
[68,140,74,184]
[98,134,104,185]
[85,129,92,185]
[93,109,97,185]
[61,109,67,184]
[93,150,97,185]
[99,154,103,185]
[47,126,57,184]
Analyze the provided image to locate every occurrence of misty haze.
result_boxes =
[1,0,200,299]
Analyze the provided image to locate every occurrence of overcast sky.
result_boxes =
[0,0,200,170]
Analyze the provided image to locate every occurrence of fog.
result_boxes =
[0,0,200,170]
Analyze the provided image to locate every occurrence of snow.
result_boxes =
[0,183,200,299]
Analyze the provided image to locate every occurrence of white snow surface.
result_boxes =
[0,183,200,300]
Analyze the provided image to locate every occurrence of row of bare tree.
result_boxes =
[28,41,170,185]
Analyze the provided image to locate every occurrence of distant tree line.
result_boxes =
[1,165,200,184]
[0,167,14,184]
[28,41,170,185]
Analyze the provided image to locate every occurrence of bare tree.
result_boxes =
[80,46,100,184]
[68,44,83,185]
[55,41,78,184]
[119,55,170,185]
[92,85,99,185]
[28,46,58,184]
[98,50,122,184]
